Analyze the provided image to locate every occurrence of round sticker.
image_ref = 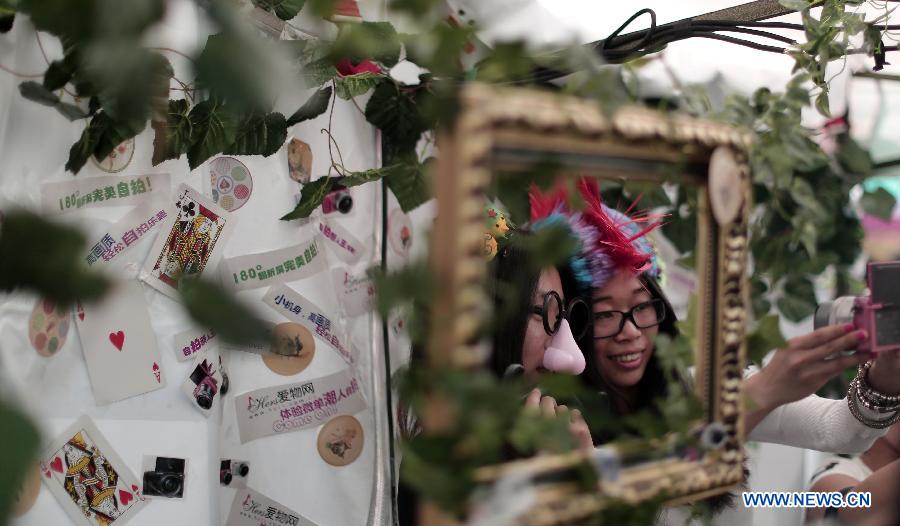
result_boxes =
[388,208,413,257]
[12,464,41,517]
[317,415,364,466]
[262,323,316,376]
[708,146,743,226]
[209,157,253,211]
[29,298,71,357]
[91,138,135,173]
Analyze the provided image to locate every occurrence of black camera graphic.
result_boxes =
[219,459,250,487]
[189,359,219,410]
[143,457,185,498]
[321,184,353,215]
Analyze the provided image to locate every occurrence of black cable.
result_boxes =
[381,169,398,524]
[599,8,658,57]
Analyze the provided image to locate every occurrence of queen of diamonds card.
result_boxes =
[140,184,235,298]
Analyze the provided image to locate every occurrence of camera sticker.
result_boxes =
[263,323,316,376]
[220,237,326,292]
[388,208,413,258]
[209,156,253,212]
[91,138,135,173]
[234,368,365,444]
[11,464,42,517]
[29,298,71,357]
[219,459,250,488]
[287,138,313,184]
[317,415,364,467]
[181,347,226,417]
[225,487,316,526]
[39,415,147,526]
[141,456,186,499]
[320,184,354,217]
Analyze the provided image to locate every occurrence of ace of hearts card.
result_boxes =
[40,416,146,526]
[140,184,235,299]
[74,280,165,404]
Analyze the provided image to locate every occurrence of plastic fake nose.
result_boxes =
[542,319,585,374]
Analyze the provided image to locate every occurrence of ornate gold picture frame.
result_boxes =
[426,83,753,521]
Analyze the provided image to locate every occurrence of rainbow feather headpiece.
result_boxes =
[529,178,663,291]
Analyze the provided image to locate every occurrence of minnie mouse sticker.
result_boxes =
[209,157,253,211]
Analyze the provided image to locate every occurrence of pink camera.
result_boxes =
[814,261,900,354]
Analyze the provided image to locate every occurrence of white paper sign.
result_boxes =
[234,369,365,444]
[262,285,353,365]
[331,267,375,317]
[221,238,326,291]
[172,327,218,362]
[41,173,170,215]
[317,219,364,264]
[225,487,317,526]
[85,200,168,268]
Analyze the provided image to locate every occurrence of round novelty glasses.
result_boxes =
[530,290,591,340]
[592,298,666,339]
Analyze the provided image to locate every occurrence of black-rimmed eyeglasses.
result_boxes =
[530,290,590,340]
[592,298,666,339]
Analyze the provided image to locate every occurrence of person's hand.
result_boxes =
[746,323,870,415]
[868,348,900,395]
[526,389,594,451]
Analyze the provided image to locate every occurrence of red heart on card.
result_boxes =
[50,457,63,473]
[109,331,125,351]
[131,484,138,492]
[119,489,133,506]
[42,466,51,478]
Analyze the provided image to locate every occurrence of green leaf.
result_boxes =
[385,158,432,212]
[779,0,810,11]
[365,82,427,153]
[66,111,145,173]
[0,210,111,304]
[280,176,333,220]
[87,48,172,124]
[0,9,13,33]
[777,275,818,322]
[334,72,384,100]
[194,32,276,111]
[43,59,75,91]
[332,21,402,68]
[179,279,271,347]
[286,86,332,127]
[0,399,40,522]
[836,135,872,175]
[224,112,287,157]
[252,0,306,21]
[860,188,896,220]
[186,99,240,169]
[19,80,60,106]
[339,165,397,188]
[746,314,787,365]
[814,90,830,116]
[151,98,193,166]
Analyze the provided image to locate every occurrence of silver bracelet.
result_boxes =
[847,370,900,429]
[856,362,900,410]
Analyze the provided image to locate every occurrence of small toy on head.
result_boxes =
[483,206,513,260]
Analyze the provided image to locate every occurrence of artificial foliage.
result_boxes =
[1,0,899,523]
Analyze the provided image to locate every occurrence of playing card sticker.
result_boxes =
[84,200,168,268]
[221,237,325,292]
[140,184,235,299]
[91,139,135,173]
[209,156,253,212]
[234,369,365,444]
[41,173,170,215]
[317,415,364,467]
[29,298,71,357]
[74,281,165,404]
[262,284,353,365]
[287,138,312,184]
[181,347,227,417]
[331,268,375,318]
[388,208,413,258]
[173,327,217,362]
[39,416,146,526]
[225,487,317,526]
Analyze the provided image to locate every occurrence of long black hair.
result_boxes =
[578,272,679,417]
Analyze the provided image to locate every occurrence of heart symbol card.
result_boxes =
[74,280,165,404]
[40,415,147,526]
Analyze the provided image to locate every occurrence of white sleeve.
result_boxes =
[747,394,889,454]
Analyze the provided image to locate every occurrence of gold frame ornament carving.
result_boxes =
[426,83,752,521]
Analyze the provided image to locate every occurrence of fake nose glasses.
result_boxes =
[542,319,586,374]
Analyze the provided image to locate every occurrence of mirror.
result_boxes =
[425,83,752,517]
